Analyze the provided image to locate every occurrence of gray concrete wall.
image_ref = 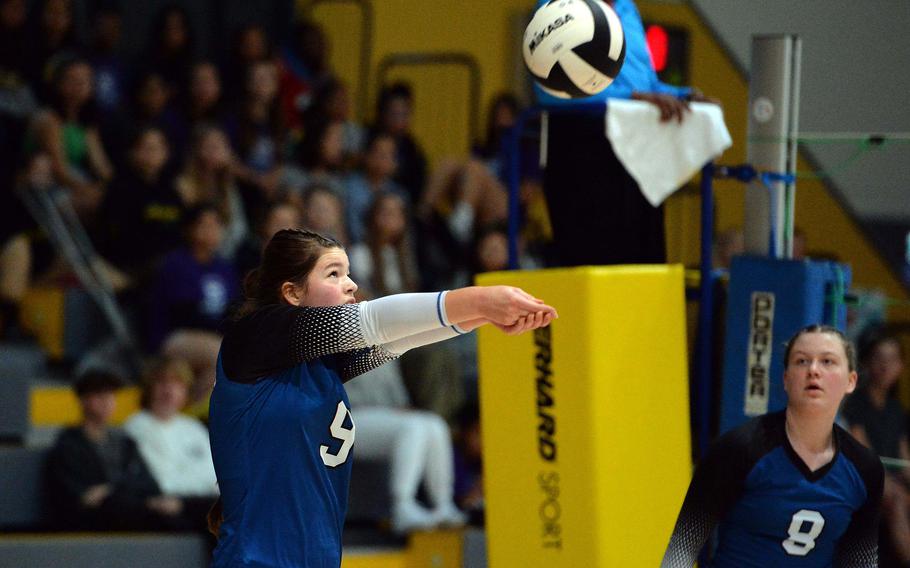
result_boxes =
[690,0,910,221]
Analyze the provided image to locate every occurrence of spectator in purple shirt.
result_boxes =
[148,203,240,408]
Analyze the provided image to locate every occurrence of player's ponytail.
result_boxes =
[207,497,223,537]
[243,267,262,301]
[234,229,344,318]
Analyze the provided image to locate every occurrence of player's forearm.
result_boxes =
[442,287,488,323]
[358,286,555,349]
[359,291,457,345]
[455,318,488,332]
[444,285,557,326]
[383,325,468,356]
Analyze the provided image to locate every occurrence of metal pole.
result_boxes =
[744,35,801,258]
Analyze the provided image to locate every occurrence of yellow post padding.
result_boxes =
[477,266,691,567]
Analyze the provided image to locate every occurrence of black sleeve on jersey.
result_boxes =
[335,346,400,383]
[222,304,369,382]
[839,393,867,432]
[834,426,884,568]
[661,414,782,568]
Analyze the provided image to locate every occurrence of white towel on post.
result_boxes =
[605,99,732,206]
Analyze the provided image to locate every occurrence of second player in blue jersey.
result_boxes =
[662,325,884,568]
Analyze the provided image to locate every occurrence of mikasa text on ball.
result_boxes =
[523,0,626,99]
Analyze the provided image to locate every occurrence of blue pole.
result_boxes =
[506,104,608,269]
[696,163,715,458]
[507,108,539,270]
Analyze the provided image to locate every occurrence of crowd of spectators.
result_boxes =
[46,360,216,536]
[843,328,910,565]
[3,2,910,561]
[0,0,553,536]
[0,0,551,349]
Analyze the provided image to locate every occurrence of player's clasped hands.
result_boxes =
[481,285,557,335]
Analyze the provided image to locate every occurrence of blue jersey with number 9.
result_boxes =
[209,304,399,568]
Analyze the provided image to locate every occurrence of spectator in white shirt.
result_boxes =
[124,356,219,499]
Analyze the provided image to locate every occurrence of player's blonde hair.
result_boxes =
[140,356,194,409]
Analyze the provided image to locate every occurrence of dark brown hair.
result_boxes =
[237,60,284,163]
[375,81,413,123]
[858,326,904,367]
[181,124,234,223]
[364,192,418,296]
[74,370,123,397]
[783,324,856,372]
[297,113,340,170]
[235,228,343,318]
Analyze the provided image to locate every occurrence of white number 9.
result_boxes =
[320,401,355,467]
[782,509,825,556]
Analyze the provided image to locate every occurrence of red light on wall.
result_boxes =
[646,24,669,72]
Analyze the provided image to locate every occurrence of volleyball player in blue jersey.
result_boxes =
[661,325,883,567]
[208,228,556,568]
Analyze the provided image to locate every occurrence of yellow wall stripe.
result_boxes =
[30,387,141,427]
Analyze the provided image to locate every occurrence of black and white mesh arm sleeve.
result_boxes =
[834,457,883,567]
[336,320,468,381]
[660,470,723,568]
[661,430,751,568]
[222,292,457,382]
[336,346,401,382]
[382,324,468,356]
[291,291,455,361]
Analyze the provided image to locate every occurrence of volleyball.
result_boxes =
[523,0,626,99]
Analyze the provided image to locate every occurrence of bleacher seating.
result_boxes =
[0,534,209,568]
[0,343,45,441]
[347,457,393,525]
[0,444,209,568]
[0,4,485,563]
[0,441,476,567]
[0,446,48,530]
